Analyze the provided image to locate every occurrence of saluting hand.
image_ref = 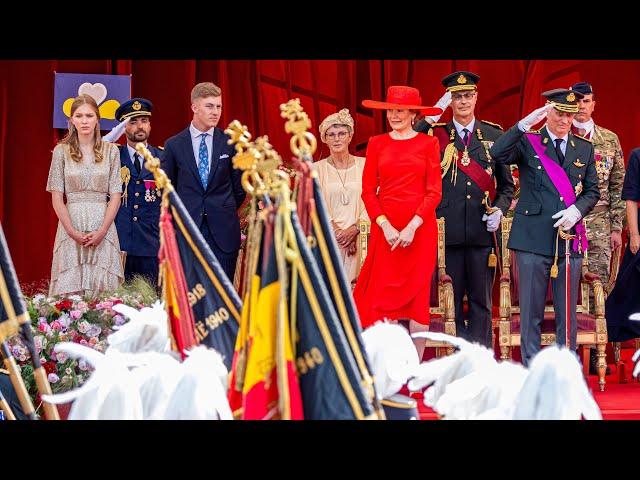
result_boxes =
[519,104,552,132]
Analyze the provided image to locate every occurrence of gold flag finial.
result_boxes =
[280,98,317,157]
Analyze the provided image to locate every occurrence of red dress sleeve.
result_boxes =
[361,136,384,221]
[415,135,442,220]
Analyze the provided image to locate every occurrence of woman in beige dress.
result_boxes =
[46,94,124,297]
[312,109,367,284]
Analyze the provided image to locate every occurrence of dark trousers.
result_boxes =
[446,245,494,348]
[516,251,582,367]
[124,255,159,287]
[199,220,239,282]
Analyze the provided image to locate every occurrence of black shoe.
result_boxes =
[589,349,611,376]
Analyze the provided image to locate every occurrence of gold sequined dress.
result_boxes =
[46,142,124,297]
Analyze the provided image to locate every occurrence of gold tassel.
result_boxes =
[551,229,560,278]
[488,249,497,268]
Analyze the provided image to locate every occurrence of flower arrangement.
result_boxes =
[8,277,158,412]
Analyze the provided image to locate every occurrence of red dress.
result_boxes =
[353,132,442,328]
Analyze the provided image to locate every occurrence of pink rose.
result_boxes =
[70,310,82,320]
[51,321,62,331]
[80,339,89,347]
[89,337,98,346]
[77,301,89,313]
[56,352,68,363]
[38,323,48,333]
[48,373,59,383]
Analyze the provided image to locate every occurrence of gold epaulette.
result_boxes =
[527,129,541,134]
[572,133,593,144]
[480,119,503,130]
[431,122,447,127]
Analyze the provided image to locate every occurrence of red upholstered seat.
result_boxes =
[509,312,596,334]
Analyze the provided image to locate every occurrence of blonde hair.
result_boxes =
[60,94,104,163]
[191,82,221,102]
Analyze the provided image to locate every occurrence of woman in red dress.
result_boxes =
[353,86,442,358]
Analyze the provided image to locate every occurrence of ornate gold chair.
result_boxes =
[498,217,608,391]
[358,217,456,356]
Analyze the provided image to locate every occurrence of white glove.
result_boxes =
[482,209,503,232]
[424,91,452,124]
[102,119,128,142]
[552,204,582,231]
[518,104,551,132]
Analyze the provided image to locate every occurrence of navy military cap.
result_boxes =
[115,97,153,122]
[442,71,480,92]
[381,393,419,420]
[570,82,593,96]
[542,88,584,113]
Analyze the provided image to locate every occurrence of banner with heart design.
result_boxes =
[53,72,131,130]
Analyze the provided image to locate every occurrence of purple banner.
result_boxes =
[53,73,131,130]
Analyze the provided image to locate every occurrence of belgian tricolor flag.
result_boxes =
[159,191,241,370]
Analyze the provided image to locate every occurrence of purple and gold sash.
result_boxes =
[525,133,588,253]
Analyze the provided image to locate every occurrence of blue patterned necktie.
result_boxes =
[198,132,209,188]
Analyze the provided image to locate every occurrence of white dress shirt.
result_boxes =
[127,143,147,172]
[452,117,476,142]
[189,123,215,175]
[546,129,568,156]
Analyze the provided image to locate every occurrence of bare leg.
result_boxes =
[410,320,428,361]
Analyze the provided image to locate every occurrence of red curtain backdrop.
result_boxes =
[1,60,639,287]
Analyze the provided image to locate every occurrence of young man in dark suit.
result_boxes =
[161,82,246,280]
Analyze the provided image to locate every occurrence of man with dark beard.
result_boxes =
[114,98,164,285]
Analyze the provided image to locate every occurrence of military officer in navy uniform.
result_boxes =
[114,98,163,286]
[489,89,600,366]
[414,71,514,348]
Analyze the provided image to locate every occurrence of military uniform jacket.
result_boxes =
[114,144,163,257]
[489,125,600,258]
[414,118,514,246]
[585,124,626,231]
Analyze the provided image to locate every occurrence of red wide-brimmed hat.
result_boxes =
[362,86,443,116]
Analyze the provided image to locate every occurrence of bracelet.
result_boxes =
[376,215,388,227]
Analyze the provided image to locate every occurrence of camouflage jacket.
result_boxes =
[583,124,626,231]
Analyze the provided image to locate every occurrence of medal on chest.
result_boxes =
[144,180,158,202]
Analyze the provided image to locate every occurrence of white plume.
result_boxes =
[512,346,601,420]
[42,343,143,420]
[109,301,170,354]
[362,322,420,398]
[163,346,232,420]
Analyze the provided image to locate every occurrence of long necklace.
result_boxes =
[329,155,354,206]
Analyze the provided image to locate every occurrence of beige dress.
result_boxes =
[46,142,124,297]
[312,156,368,283]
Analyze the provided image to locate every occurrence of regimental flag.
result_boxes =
[159,190,241,370]
[287,209,377,420]
[0,223,27,341]
[228,208,263,418]
[240,210,303,420]
[307,173,380,415]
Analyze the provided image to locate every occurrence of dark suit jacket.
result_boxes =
[489,124,599,257]
[414,118,514,247]
[115,144,163,257]
[161,127,246,253]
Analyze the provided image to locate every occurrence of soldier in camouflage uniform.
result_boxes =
[570,82,626,373]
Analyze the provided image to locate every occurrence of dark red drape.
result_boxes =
[1,59,638,288]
